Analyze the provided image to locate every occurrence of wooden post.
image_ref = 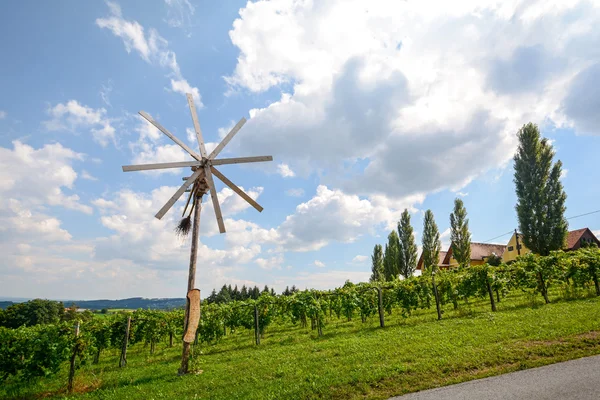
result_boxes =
[538,271,550,304]
[254,304,260,345]
[432,273,442,321]
[180,192,202,375]
[486,271,497,312]
[67,321,80,393]
[119,316,131,368]
[377,286,385,328]
[515,229,522,256]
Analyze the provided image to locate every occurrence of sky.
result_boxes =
[1,0,600,300]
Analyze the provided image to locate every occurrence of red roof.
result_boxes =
[442,242,506,264]
[565,228,600,249]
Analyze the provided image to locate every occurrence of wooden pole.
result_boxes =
[254,304,260,345]
[179,191,202,375]
[432,273,442,320]
[67,321,80,393]
[377,286,385,328]
[486,271,497,312]
[119,316,131,368]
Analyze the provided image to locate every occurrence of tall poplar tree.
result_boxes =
[370,244,384,282]
[514,123,568,256]
[383,230,400,281]
[450,198,471,267]
[422,210,441,272]
[397,209,418,278]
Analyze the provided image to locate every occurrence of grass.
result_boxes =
[3,289,600,400]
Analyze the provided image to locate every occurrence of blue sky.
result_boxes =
[1,0,600,300]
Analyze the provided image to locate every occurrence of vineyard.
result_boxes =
[2,248,600,399]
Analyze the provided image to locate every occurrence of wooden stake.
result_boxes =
[67,321,80,393]
[179,192,203,375]
[432,273,442,321]
[254,304,261,345]
[119,316,131,368]
[377,286,385,328]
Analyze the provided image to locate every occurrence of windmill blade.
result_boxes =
[122,161,202,172]
[203,166,226,233]
[211,156,273,166]
[155,168,204,220]
[208,118,246,160]
[210,166,263,212]
[186,93,208,158]
[139,111,202,162]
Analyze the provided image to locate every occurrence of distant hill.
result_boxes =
[64,297,186,310]
[0,298,186,310]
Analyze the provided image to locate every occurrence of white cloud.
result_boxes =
[440,228,451,250]
[164,0,195,31]
[100,81,113,107]
[285,188,304,197]
[283,270,371,291]
[0,110,6,119]
[456,192,469,197]
[81,170,98,181]
[560,169,569,180]
[277,163,295,178]
[226,0,600,201]
[276,185,422,252]
[44,100,116,147]
[97,3,202,107]
[314,260,325,268]
[351,255,368,263]
[256,254,284,270]
[0,141,92,214]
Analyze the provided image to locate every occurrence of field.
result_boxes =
[3,289,600,400]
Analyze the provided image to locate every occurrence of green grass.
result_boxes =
[3,290,600,400]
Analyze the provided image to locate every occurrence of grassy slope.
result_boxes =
[4,291,600,400]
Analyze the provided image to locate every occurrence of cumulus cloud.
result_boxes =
[277,163,295,178]
[562,63,600,134]
[0,141,92,214]
[226,0,600,200]
[44,100,116,147]
[97,2,202,107]
[314,260,325,268]
[0,110,6,119]
[276,185,422,252]
[351,255,368,264]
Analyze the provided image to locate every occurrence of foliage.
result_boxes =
[0,299,65,328]
[514,122,568,256]
[422,209,441,273]
[450,198,471,267]
[398,209,418,278]
[383,230,401,281]
[370,244,384,282]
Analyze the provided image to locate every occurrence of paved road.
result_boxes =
[390,355,600,400]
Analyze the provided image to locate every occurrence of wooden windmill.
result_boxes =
[122,93,272,374]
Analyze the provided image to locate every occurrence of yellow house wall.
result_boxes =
[448,256,487,268]
[501,233,532,263]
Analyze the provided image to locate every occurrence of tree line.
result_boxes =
[205,284,300,304]
[371,122,569,280]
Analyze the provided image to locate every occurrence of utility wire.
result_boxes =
[482,208,600,243]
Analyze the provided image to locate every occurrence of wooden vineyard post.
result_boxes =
[179,192,203,375]
[377,286,385,328]
[67,321,80,393]
[432,272,442,320]
[254,304,260,345]
[119,316,131,368]
[486,270,497,312]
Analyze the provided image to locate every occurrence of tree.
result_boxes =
[450,198,471,267]
[514,123,568,256]
[370,244,385,282]
[0,299,65,328]
[383,230,400,281]
[422,210,441,272]
[398,209,418,278]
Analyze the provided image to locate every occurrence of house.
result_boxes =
[416,250,448,271]
[502,228,600,263]
[416,242,506,271]
[443,242,506,268]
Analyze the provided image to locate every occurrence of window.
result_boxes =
[508,246,514,251]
